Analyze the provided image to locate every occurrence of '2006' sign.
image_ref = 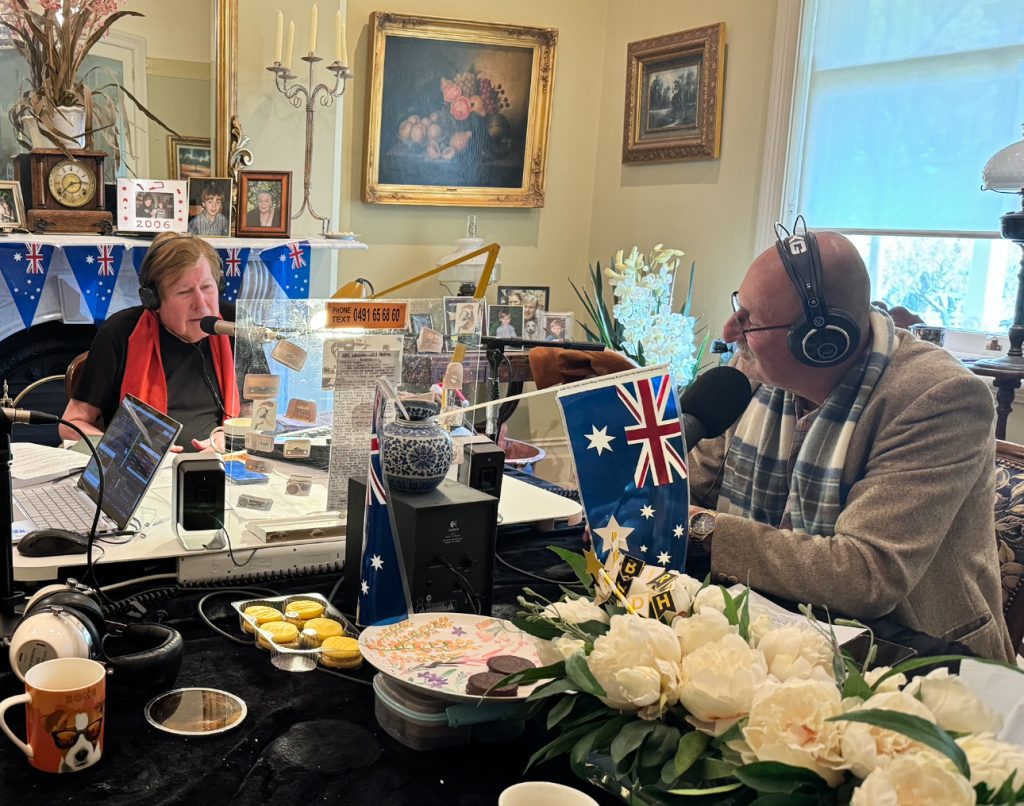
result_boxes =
[132,218,175,230]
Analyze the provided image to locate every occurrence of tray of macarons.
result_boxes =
[231,593,362,673]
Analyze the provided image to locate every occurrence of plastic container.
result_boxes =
[231,592,358,672]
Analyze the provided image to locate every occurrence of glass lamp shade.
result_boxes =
[982,129,1024,191]
[436,235,502,285]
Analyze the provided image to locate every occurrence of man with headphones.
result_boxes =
[60,232,240,450]
[685,224,1012,662]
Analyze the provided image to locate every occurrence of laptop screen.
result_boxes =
[78,395,182,529]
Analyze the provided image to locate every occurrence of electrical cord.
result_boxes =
[439,557,481,615]
[326,573,345,606]
[57,418,108,601]
[196,587,282,644]
[316,665,373,687]
[495,553,585,588]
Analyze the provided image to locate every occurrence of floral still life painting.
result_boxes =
[363,13,557,207]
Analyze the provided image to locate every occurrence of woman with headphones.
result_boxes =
[60,232,240,450]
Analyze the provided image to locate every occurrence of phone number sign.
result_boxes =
[326,301,408,329]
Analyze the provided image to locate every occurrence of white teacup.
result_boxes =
[498,781,599,806]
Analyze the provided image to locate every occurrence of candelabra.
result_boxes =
[267,55,353,237]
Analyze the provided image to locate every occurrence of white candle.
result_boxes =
[308,4,318,55]
[334,10,343,63]
[285,20,295,69]
[274,10,283,63]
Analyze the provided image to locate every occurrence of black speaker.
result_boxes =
[343,478,499,617]
[457,441,505,500]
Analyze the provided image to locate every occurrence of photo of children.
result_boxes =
[497,285,549,340]
[540,311,574,342]
[187,178,232,237]
[487,304,524,339]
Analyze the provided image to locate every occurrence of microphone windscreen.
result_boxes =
[199,316,221,336]
[679,365,753,440]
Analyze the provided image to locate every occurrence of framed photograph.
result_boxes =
[187,177,233,237]
[622,23,725,163]
[0,181,25,230]
[168,136,213,180]
[409,312,434,334]
[442,296,483,336]
[363,11,558,208]
[540,311,574,342]
[116,179,188,233]
[487,304,524,339]
[236,171,292,238]
[496,285,549,339]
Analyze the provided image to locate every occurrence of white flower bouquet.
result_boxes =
[500,547,1024,805]
[571,244,708,391]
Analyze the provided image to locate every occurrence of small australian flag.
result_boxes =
[260,240,311,299]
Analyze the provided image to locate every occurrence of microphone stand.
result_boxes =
[480,337,605,440]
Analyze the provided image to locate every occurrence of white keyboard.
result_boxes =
[16,485,113,532]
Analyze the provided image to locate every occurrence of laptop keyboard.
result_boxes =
[17,485,112,532]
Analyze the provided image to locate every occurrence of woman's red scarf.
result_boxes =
[120,310,240,419]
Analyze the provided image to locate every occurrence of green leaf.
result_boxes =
[566,649,607,698]
[526,677,577,701]
[510,615,564,641]
[570,714,634,778]
[661,730,711,784]
[734,761,829,794]
[547,545,594,591]
[737,587,751,643]
[721,586,739,626]
[829,710,970,778]
[575,619,610,636]
[546,693,576,729]
[751,795,822,806]
[703,756,739,781]
[640,724,681,769]
[667,782,744,796]
[610,719,657,765]
[842,658,874,700]
[499,660,565,690]
[526,722,599,771]
[874,654,1024,689]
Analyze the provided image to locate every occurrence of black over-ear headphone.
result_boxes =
[139,234,225,311]
[8,581,184,691]
[774,218,861,368]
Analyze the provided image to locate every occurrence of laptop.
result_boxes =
[15,395,182,535]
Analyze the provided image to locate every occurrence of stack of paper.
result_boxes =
[11,443,89,488]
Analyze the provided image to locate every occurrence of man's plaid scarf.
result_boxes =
[717,310,895,536]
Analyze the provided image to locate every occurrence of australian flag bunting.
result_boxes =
[260,240,311,299]
[65,243,124,322]
[556,365,690,574]
[216,246,250,303]
[357,384,412,627]
[130,244,147,279]
[0,241,55,328]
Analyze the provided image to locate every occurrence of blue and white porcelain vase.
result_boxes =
[381,400,453,493]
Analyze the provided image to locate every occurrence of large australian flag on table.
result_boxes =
[557,365,690,575]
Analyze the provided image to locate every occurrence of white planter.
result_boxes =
[20,105,86,149]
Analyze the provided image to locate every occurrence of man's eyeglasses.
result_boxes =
[731,292,792,335]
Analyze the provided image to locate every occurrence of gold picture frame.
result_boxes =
[363,12,558,207]
[167,135,213,180]
[622,23,725,163]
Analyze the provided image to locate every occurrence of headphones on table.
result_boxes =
[7,580,184,690]
[774,217,861,368]
[139,234,225,311]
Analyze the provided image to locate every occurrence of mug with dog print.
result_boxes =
[0,657,106,773]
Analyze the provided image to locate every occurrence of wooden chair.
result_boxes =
[995,439,1024,653]
[64,351,89,401]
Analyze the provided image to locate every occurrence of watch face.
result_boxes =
[48,159,96,208]
[690,511,716,537]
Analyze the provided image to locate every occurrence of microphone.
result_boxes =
[679,366,753,450]
[199,316,285,341]
[1,407,60,425]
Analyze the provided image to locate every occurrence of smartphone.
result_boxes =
[225,460,270,485]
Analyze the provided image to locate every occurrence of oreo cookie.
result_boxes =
[486,655,536,677]
[466,672,517,697]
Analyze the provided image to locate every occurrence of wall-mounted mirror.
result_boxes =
[0,0,236,182]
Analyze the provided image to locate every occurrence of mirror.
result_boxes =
[0,0,236,183]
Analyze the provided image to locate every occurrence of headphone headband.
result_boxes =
[139,234,224,310]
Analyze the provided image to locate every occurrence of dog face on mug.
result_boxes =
[45,707,103,772]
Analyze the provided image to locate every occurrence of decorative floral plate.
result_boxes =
[358,613,543,703]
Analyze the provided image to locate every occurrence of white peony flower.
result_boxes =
[691,585,727,615]
[757,624,835,683]
[840,691,937,779]
[534,635,585,667]
[850,753,974,806]
[542,597,610,625]
[957,733,1024,793]
[587,615,682,720]
[678,633,769,735]
[863,666,907,694]
[741,679,847,786]
[747,609,777,646]
[673,608,736,656]
[903,668,1002,735]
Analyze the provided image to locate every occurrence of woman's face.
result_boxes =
[157,256,221,343]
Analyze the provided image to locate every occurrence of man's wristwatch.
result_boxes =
[688,510,717,543]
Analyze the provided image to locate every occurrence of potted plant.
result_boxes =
[1,0,173,158]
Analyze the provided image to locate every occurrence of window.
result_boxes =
[782,0,1024,331]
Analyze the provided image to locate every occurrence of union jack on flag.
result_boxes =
[25,243,45,274]
[288,242,305,269]
[224,248,243,277]
[557,366,691,573]
[96,245,116,276]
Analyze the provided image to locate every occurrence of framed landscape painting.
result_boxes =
[363,12,558,207]
[622,23,725,163]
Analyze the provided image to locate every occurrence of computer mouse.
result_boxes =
[16,529,91,557]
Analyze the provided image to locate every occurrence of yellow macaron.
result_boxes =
[284,599,325,628]
[243,605,283,634]
[320,636,362,669]
[301,617,344,646]
[257,621,299,650]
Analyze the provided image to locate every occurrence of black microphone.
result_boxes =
[1,407,60,425]
[199,316,285,342]
[679,366,753,449]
